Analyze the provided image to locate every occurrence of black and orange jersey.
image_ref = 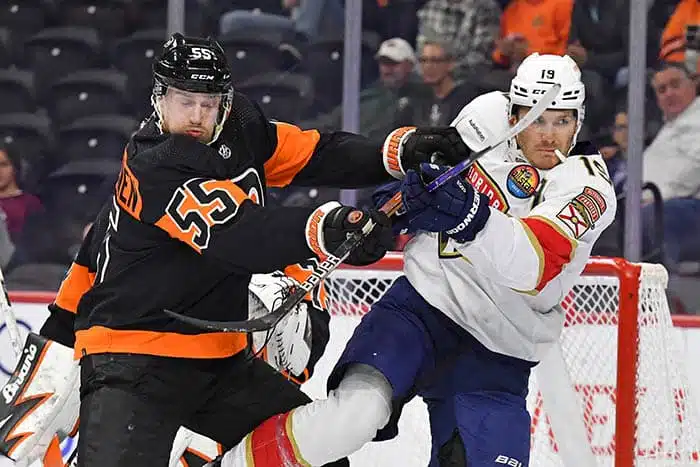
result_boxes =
[69,92,388,360]
[41,204,332,379]
[39,203,109,349]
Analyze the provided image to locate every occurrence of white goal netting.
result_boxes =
[301,255,700,467]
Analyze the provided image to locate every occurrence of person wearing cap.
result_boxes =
[302,37,423,142]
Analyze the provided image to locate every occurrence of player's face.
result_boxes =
[418,44,453,86]
[512,108,577,170]
[159,88,222,143]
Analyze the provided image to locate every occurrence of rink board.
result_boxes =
[2,298,700,466]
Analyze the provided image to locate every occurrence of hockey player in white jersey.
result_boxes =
[205,53,617,467]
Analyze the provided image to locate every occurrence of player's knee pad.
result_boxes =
[169,427,223,467]
[0,332,79,464]
[454,391,530,466]
[291,364,393,464]
[333,364,392,434]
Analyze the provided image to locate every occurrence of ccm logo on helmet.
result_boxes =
[190,74,215,80]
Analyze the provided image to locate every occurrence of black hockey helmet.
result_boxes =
[152,33,232,95]
[151,33,234,144]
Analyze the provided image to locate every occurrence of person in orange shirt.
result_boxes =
[492,0,574,70]
[660,0,700,73]
[477,0,573,94]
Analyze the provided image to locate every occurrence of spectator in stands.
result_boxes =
[301,37,421,141]
[416,0,501,80]
[598,109,628,195]
[566,0,628,131]
[0,209,17,270]
[219,0,344,40]
[643,62,700,270]
[394,35,480,127]
[0,143,42,243]
[567,0,629,84]
[660,0,700,74]
[364,0,422,44]
[481,0,573,92]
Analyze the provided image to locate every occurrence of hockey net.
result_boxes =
[321,253,700,467]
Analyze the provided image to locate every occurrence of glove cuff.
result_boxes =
[445,193,491,243]
[305,201,341,258]
[382,126,416,179]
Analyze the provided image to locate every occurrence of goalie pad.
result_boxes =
[249,272,312,379]
[0,332,79,464]
[169,427,222,467]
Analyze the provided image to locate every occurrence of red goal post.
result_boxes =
[6,255,700,466]
[325,254,700,466]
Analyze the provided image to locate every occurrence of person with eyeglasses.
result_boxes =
[395,35,480,128]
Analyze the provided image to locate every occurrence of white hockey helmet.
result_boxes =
[509,53,586,153]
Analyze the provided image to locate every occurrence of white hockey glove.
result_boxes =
[248,272,312,379]
[0,333,79,466]
[169,426,222,467]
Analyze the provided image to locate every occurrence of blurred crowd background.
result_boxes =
[0,0,698,312]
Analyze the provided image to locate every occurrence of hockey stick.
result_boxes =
[0,266,22,357]
[164,84,562,332]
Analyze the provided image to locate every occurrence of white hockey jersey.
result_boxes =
[403,91,617,362]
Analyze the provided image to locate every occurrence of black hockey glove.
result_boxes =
[305,202,393,266]
[382,126,472,179]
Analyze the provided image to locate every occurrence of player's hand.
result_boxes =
[382,126,471,179]
[305,202,393,266]
[372,181,413,236]
[566,42,588,66]
[401,163,490,243]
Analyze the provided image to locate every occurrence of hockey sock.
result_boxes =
[217,364,392,467]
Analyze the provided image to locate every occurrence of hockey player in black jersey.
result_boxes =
[0,33,470,466]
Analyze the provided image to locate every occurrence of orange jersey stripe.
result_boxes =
[53,263,95,314]
[521,216,576,292]
[74,326,248,359]
[264,123,321,188]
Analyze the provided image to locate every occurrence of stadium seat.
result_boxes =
[0,69,36,114]
[219,34,293,85]
[41,158,120,221]
[0,1,47,47]
[5,263,70,291]
[48,69,130,126]
[125,0,167,32]
[0,113,53,175]
[238,72,313,123]
[24,27,103,103]
[56,0,128,44]
[57,114,138,165]
[304,31,381,112]
[227,0,286,15]
[112,29,166,118]
[0,27,13,67]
